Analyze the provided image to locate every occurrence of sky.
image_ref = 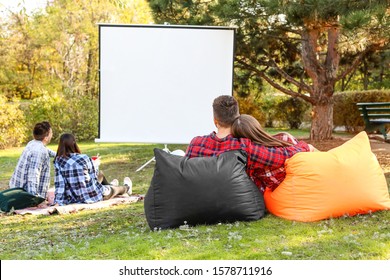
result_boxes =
[0,0,47,13]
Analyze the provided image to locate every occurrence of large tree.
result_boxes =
[148,0,390,140]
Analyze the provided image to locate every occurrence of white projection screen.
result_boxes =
[97,24,235,144]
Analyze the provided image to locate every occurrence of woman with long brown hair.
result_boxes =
[53,133,132,205]
[232,114,296,147]
[232,114,314,192]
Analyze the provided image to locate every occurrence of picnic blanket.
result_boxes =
[13,189,144,215]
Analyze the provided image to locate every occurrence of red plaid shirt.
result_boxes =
[185,132,310,192]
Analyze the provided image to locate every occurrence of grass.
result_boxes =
[265,128,311,138]
[0,131,389,260]
[264,128,351,139]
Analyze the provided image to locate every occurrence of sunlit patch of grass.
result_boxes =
[265,128,310,138]
[264,128,351,139]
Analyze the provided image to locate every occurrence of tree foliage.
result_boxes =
[148,0,390,139]
[1,0,153,99]
[0,95,26,149]
[25,92,99,141]
[0,0,153,147]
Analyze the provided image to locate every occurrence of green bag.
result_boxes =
[0,188,45,212]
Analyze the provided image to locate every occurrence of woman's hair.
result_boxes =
[232,114,292,147]
[56,133,81,158]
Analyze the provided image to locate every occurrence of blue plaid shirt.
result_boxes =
[54,153,104,205]
[9,140,56,198]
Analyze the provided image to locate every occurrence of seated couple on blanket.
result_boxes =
[53,133,132,206]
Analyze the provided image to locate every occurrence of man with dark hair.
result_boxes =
[212,95,240,128]
[186,95,312,192]
[9,121,55,199]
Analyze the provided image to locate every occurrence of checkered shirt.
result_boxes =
[54,153,104,205]
[185,132,310,192]
[9,140,55,198]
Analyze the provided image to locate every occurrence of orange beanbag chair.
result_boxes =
[264,131,390,222]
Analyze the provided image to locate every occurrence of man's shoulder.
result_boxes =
[189,133,213,144]
[235,137,252,148]
[26,140,46,151]
[23,141,48,158]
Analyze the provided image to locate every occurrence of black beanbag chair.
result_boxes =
[144,149,265,229]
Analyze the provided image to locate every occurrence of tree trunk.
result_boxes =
[301,23,339,140]
[341,77,346,91]
[310,99,334,140]
[379,53,384,84]
[86,48,93,96]
[363,59,369,90]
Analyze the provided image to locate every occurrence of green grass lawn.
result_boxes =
[1,132,389,260]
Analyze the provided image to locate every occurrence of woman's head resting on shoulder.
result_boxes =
[232,114,292,147]
[56,133,81,158]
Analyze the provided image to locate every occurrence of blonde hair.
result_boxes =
[232,114,292,147]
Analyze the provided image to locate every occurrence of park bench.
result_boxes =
[356,102,390,142]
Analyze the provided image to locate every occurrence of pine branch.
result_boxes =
[236,58,315,104]
[268,59,313,94]
[335,48,372,81]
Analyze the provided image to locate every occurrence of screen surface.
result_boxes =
[98,24,235,144]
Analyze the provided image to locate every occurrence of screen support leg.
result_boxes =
[136,144,170,172]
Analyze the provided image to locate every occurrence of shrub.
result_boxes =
[25,93,67,141]
[275,97,311,129]
[0,96,26,149]
[66,96,99,141]
[257,94,286,128]
[237,93,311,129]
[236,94,266,126]
[333,90,390,132]
[24,93,98,142]
[255,94,311,129]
